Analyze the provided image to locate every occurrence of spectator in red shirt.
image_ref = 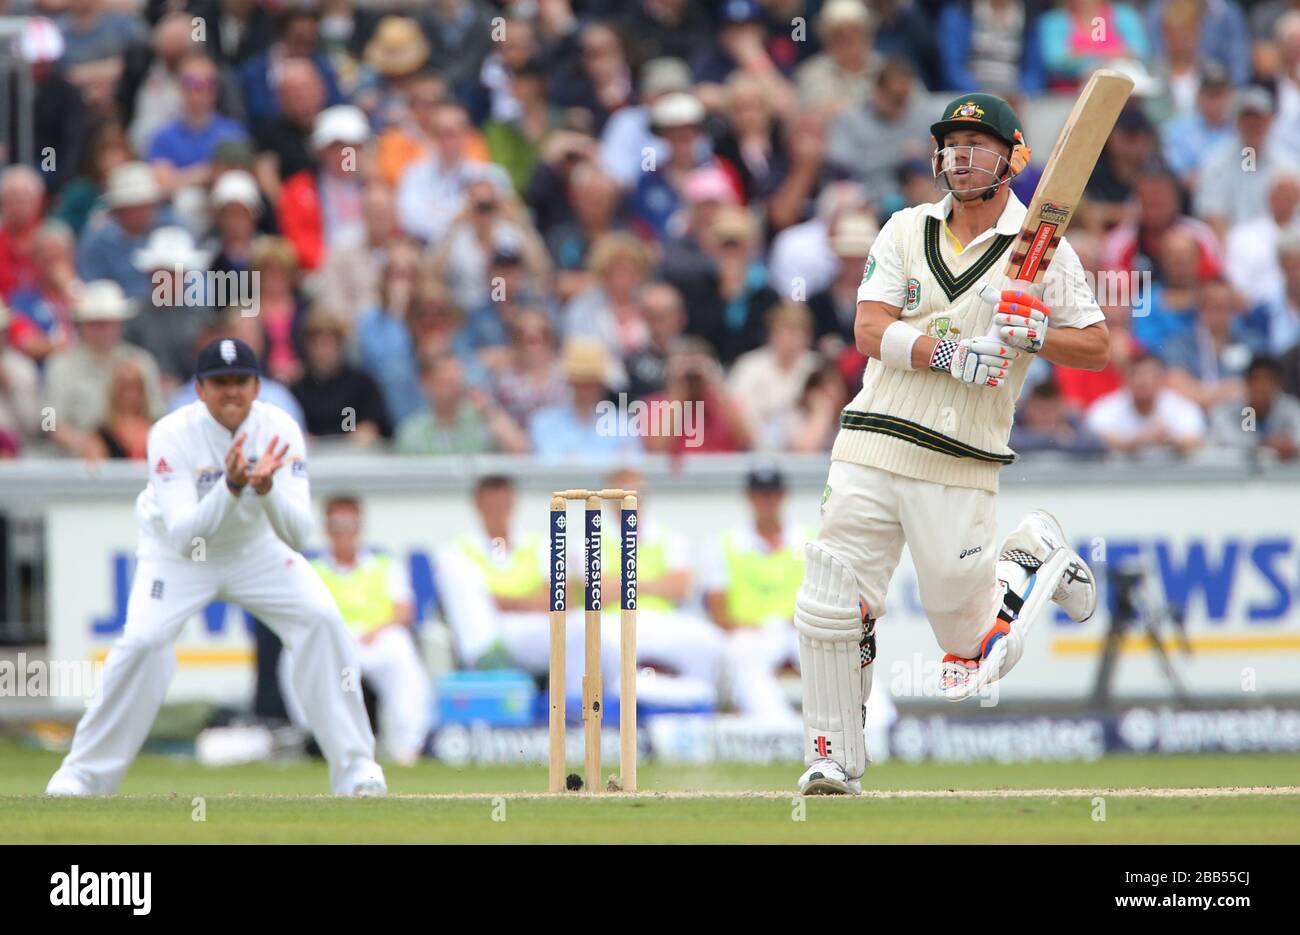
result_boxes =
[644,336,754,455]
[278,104,372,271]
[0,166,46,301]
[1100,168,1222,285]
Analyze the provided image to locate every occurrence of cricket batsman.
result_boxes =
[797,94,1106,794]
[47,338,387,796]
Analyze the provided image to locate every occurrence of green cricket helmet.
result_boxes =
[930,93,1032,196]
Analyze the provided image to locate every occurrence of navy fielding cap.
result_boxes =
[195,337,260,379]
[746,465,786,492]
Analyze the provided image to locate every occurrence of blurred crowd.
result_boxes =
[1,0,1300,463]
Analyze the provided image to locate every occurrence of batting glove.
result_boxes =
[930,336,1019,388]
[993,289,1049,353]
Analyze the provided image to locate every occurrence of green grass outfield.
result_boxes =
[3,740,1299,843]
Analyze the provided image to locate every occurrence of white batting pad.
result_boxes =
[795,542,872,779]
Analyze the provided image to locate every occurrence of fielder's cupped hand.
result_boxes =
[249,435,291,496]
[225,432,250,491]
[993,289,1049,353]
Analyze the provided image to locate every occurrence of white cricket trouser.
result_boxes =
[55,539,380,794]
[819,461,1000,658]
[496,608,725,700]
[724,624,801,721]
[282,625,432,762]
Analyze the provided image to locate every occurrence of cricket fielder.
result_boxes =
[47,338,386,796]
[797,94,1105,794]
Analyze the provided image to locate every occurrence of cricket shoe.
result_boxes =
[1024,510,1097,622]
[45,768,95,797]
[339,761,388,796]
[350,779,388,797]
[797,757,861,795]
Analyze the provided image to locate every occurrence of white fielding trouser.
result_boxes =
[282,624,432,762]
[818,461,1001,658]
[53,539,381,794]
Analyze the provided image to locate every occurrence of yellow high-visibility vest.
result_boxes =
[723,529,808,628]
[457,533,545,599]
[601,531,674,612]
[312,553,395,638]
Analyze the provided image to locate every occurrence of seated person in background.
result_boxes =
[1162,277,1258,410]
[1099,169,1221,286]
[1010,376,1107,456]
[1037,0,1149,90]
[807,212,879,361]
[146,52,248,196]
[1262,229,1300,356]
[1195,86,1297,242]
[1160,64,1236,187]
[528,340,644,461]
[1133,227,1204,351]
[1054,307,1136,410]
[937,0,1045,96]
[728,302,822,451]
[1085,352,1206,455]
[623,282,688,401]
[701,467,808,721]
[125,225,215,393]
[394,351,528,456]
[93,357,158,460]
[435,474,551,671]
[643,337,754,455]
[783,362,851,454]
[305,496,430,766]
[1224,170,1300,311]
[0,299,42,456]
[1208,356,1300,461]
[290,308,392,446]
[490,309,567,429]
[598,467,725,706]
[45,280,165,459]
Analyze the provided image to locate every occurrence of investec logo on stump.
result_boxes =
[50,866,151,915]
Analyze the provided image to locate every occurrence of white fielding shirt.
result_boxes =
[135,400,316,562]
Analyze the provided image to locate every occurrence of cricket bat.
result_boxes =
[979,68,1135,306]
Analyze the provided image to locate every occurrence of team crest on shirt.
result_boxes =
[290,458,307,477]
[861,254,876,284]
[926,316,959,339]
[906,278,921,310]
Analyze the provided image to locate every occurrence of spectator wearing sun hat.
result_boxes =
[76,162,176,301]
[630,92,739,241]
[599,57,694,189]
[45,280,165,458]
[125,226,215,389]
[795,0,880,114]
[355,16,432,132]
[5,18,91,196]
[278,105,372,271]
[208,170,264,277]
